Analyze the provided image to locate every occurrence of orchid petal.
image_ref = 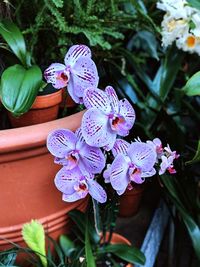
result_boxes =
[81,108,115,148]
[141,168,156,178]
[83,88,111,113]
[67,81,82,103]
[47,129,77,158]
[44,63,68,89]
[69,57,99,99]
[127,142,156,171]
[79,144,105,174]
[87,179,107,203]
[105,86,119,113]
[62,192,83,202]
[112,139,130,157]
[64,45,91,66]
[54,157,68,166]
[110,154,130,194]
[119,99,136,129]
[54,167,79,194]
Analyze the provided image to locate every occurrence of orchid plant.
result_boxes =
[44,44,179,205]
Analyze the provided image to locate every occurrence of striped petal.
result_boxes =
[83,88,111,113]
[105,86,119,113]
[87,179,107,203]
[69,57,99,102]
[127,142,156,172]
[79,144,105,174]
[47,129,77,158]
[119,99,136,129]
[81,108,115,148]
[54,167,79,194]
[64,45,91,66]
[44,63,68,89]
[110,154,130,195]
[112,139,130,157]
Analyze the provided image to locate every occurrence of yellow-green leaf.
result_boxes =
[22,220,47,267]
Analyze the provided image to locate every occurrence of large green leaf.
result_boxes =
[0,64,42,116]
[0,20,28,66]
[98,244,145,265]
[183,71,200,96]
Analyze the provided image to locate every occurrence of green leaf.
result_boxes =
[68,210,86,236]
[183,71,200,96]
[98,244,145,265]
[187,0,200,10]
[0,20,28,66]
[0,250,17,266]
[85,217,96,267]
[0,64,42,116]
[128,31,159,60]
[59,235,76,257]
[22,220,47,267]
[186,140,200,165]
[160,176,200,262]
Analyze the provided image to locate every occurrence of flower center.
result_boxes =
[66,151,79,170]
[79,183,87,191]
[186,36,196,48]
[60,72,69,82]
[110,115,125,130]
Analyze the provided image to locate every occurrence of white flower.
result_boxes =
[176,33,200,55]
[157,0,200,55]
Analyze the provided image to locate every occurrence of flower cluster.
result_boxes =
[46,45,179,203]
[157,0,200,55]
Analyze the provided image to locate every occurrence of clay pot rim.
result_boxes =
[0,196,88,235]
[0,111,85,153]
[32,89,62,109]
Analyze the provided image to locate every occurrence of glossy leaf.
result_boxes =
[183,71,200,96]
[128,31,159,60]
[187,0,200,10]
[98,244,145,265]
[161,176,200,261]
[85,217,96,267]
[0,20,28,66]
[0,64,42,116]
[59,235,76,257]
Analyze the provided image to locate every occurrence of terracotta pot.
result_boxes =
[0,111,86,251]
[103,232,133,267]
[119,184,145,217]
[60,88,77,109]
[8,89,62,128]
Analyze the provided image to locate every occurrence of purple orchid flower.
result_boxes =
[104,140,157,195]
[81,86,135,151]
[44,45,99,103]
[47,127,105,174]
[55,167,107,203]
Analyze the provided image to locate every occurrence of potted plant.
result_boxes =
[0,41,99,250]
